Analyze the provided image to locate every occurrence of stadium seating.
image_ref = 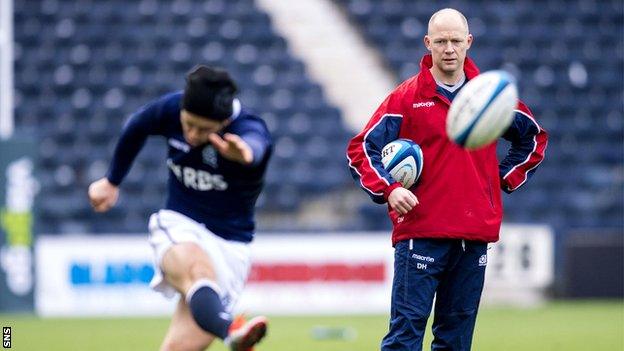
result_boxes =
[13,0,624,233]
[14,0,353,233]
[335,0,623,230]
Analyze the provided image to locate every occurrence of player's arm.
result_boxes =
[88,94,172,212]
[346,88,418,214]
[499,102,548,193]
[208,118,271,166]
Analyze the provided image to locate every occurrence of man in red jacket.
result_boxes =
[346,8,547,351]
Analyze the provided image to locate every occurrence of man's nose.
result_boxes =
[188,128,199,140]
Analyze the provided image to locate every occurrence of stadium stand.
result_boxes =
[14,0,353,233]
[13,0,624,234]
[335,0,624,231]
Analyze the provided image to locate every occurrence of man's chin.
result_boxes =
[186,140,203,148]
[442,62,460,70]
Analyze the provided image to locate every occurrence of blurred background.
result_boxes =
[1,0,622,350]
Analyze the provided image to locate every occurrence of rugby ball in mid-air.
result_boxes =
[381,139,424,189]
[446,70,518,150]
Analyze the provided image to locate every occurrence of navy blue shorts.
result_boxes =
[381,238,488,351]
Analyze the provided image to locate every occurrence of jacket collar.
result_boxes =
[417,54,480,98]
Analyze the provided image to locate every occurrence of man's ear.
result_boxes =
[466,34,473,50]
[424,35,432,51]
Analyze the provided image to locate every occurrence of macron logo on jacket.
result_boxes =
[413,101,435,108]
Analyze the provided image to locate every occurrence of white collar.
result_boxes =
[229,98,241,122]
[435,74,466,93]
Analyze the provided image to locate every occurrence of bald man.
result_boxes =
[347,8,547,351]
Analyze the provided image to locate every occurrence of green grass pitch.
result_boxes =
[1,301,622,351]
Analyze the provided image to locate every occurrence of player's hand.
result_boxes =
[88,177,119,213]
[208,133,253,165]
[388,187,419,215]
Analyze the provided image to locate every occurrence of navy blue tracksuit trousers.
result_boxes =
[381,238,488,351]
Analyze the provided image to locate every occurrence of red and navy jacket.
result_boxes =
[347,54,547,244]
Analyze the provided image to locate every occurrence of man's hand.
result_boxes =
[388,187,419,215]
[208,133,253,165]
[88,177,119,212]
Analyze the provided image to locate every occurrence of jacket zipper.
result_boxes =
[487,176,494,208]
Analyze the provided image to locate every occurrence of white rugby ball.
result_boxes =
[446,70,518,150]
[381,139,424,189]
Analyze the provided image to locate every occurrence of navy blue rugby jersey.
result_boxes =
[105,91,272,242]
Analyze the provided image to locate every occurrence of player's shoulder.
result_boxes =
[144,91,183,125]
[397,74,422,93]
[154,91,183,112]
[384,74,421,108]
[230,107,271,134]
[130,91,182,130]
[136,91,182,118]
[387,74,421,100]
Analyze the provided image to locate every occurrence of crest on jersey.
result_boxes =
[202,146,218,168]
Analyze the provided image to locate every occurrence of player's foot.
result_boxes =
[225,315,268,351]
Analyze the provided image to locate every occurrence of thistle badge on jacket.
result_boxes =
[203,146,218,168]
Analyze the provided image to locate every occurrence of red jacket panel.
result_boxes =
[347,54,547,245]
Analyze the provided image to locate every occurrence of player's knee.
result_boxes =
[163,243,203,270]
[173,243,216,282]
[188,259,216,282]
[162,243,214,292]
[178,242,205,260]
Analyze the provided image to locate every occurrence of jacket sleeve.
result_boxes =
[346,89,406,204]
[105,93,175,185]
[499,101,548,193]
[236,117,272,167]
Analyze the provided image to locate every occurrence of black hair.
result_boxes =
[182,65,238,120]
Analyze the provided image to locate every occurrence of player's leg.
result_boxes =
[381,239,450,351]
[161,242,232,340]
[160,298,215,351]
[149,210,267,350]
[430,240,487,351]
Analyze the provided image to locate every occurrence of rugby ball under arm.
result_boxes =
[381,139,424,189]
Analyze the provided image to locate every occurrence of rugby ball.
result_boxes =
[381,139,424,189]
[446,70,518,150]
